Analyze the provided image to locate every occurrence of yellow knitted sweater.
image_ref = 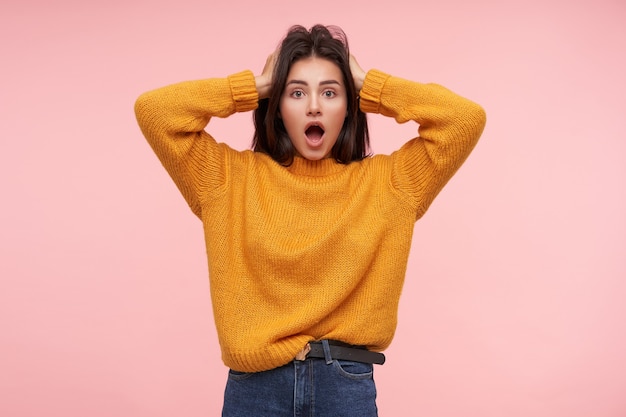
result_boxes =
[135,69,486,372]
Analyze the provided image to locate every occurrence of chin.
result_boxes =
[301,152,330,161]
[295,148,328,161]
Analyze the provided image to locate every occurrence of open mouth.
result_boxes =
[305,125,325,145]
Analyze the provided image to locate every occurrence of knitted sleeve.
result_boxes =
[134,71,258,217]
[359,69,486,218]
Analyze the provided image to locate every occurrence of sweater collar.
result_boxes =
[284,156,347,177]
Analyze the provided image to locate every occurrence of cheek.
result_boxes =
[280,111,297,132]
[278,101,297,124]
[330,106,348,130]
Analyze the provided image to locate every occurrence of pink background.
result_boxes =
[2,0,625,416]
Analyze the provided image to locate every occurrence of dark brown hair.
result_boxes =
[252,24,370,165]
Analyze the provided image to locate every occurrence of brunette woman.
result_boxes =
[135,24,486,417]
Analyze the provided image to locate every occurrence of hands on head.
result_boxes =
[255,50,278,100]
[349,54,366,93]
[255,49,366,100]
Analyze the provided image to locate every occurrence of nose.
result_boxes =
[307,96,321,116]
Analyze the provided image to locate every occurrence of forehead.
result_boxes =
[286,56,344,84]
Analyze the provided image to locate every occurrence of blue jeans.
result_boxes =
[222,341,378,416]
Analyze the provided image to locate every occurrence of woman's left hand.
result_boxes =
[349,54,366,93]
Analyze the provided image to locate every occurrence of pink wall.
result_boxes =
[1,0,625,416]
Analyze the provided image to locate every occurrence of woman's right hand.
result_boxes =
[256,50,278,99]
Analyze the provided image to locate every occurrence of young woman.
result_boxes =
[135,24,486,417]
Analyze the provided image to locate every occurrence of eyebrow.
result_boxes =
[286,79,342,87]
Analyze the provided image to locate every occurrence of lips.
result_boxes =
[305,123,325,147]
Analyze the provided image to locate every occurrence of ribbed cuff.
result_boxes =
[359,69,390,114]
[228,70,259,113]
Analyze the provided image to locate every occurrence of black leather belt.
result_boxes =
[307,340,385,365]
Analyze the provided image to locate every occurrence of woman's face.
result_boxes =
[279,56,347,161]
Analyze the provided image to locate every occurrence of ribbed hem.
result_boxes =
[227,70,259,113]
[359,69,390,114]
[223,336,313,373]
